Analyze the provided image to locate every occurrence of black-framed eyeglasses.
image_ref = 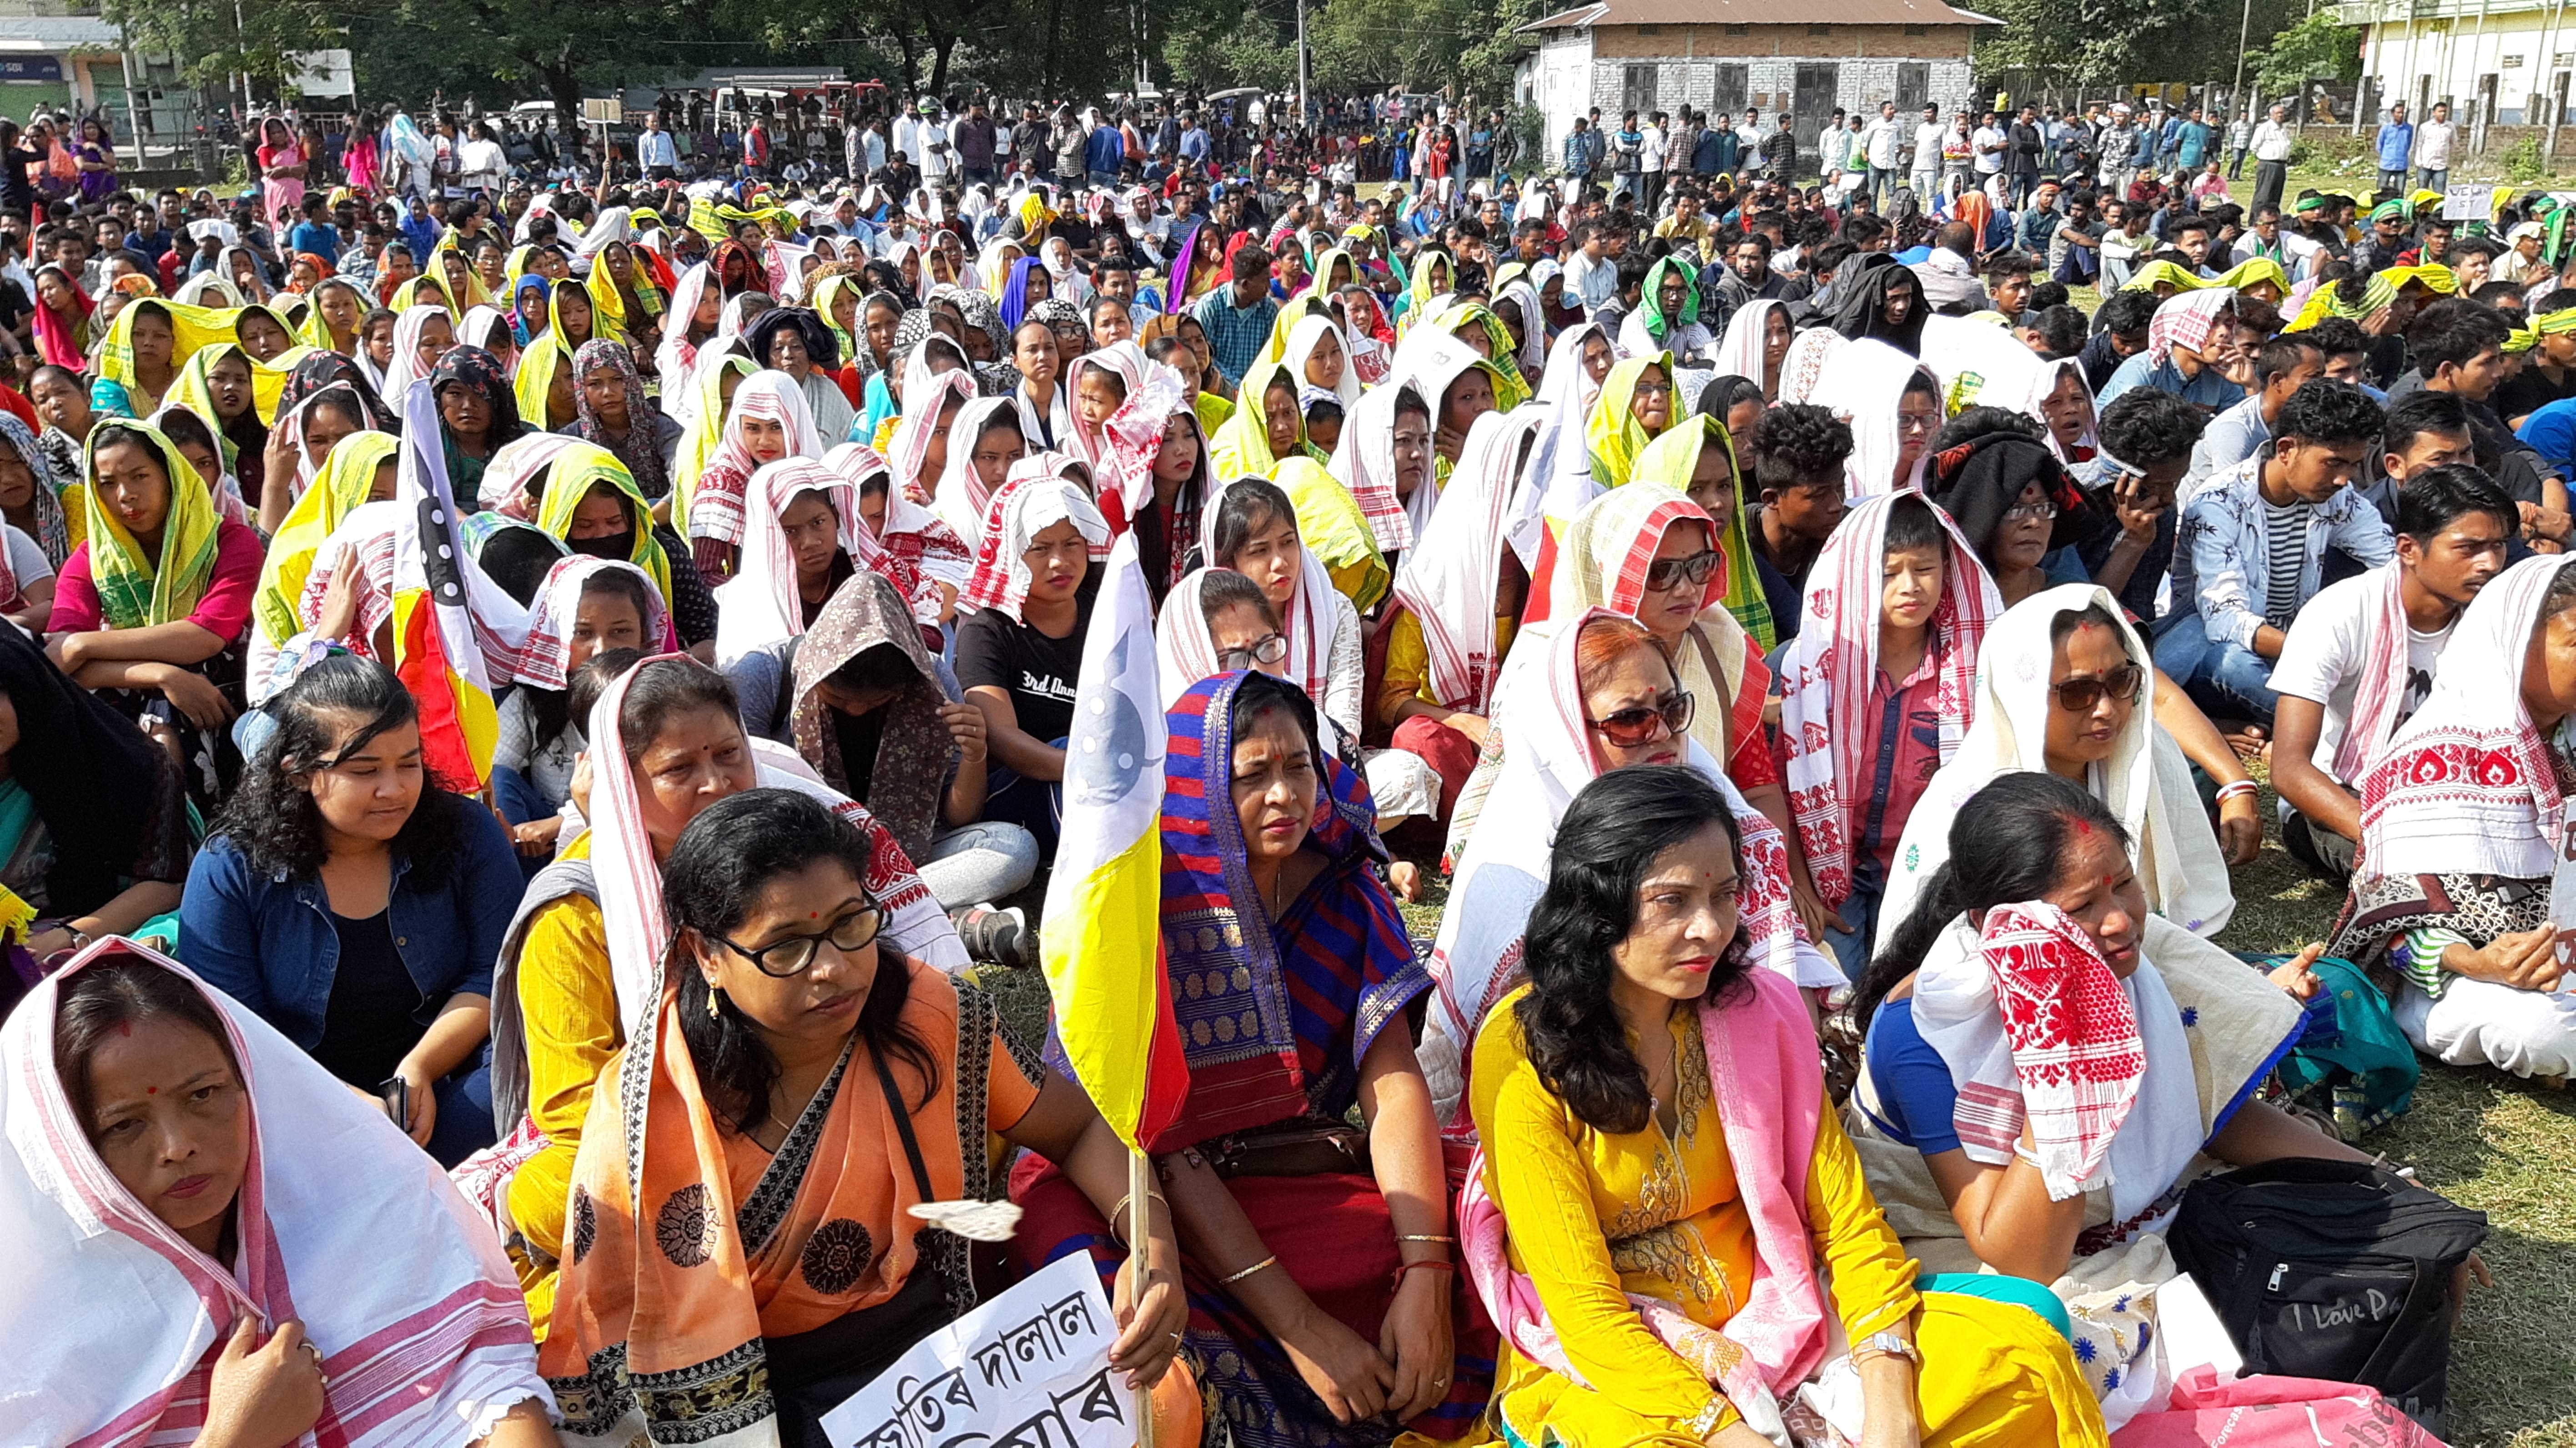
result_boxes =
[1217,633,1290,671]
[2052,662,2144,713]
[714,905,884,978]
[1644,548,1721,591]
[1588,689,1694,747]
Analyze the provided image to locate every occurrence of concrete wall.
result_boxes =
[1582,55,1978,122]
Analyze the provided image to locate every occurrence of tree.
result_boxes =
[351,0,697,128]
[105,0,339,90]
[2250,11,2363,93]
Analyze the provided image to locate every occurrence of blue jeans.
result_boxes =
[981,736,1068,856]
[2420,166,2449,192]
[427,1056,496,1168]
[1828,871,1887,981]
[2151,609,2281,725]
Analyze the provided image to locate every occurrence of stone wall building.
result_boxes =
[1515,0,1995,167]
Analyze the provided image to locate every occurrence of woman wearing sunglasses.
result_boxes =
[541,785,1195,1447]
[1877,586,2243,952]
[1424,611,1839,1131]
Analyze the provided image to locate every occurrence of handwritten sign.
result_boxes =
[820,1251,1136,1448]
[2442,185,2490,222]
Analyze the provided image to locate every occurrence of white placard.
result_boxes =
[287,49,353,98]
[819,1251,1137,1448]
[2443,184,2490,221]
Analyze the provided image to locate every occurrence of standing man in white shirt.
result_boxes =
[2250,102,2295,216]
[1863,101,1904,209]
[1971,110,2008,201]
[638,112,679,182]
[1909,102,1943,202]
[1639,111,1669,213]
[2413,101,2456,191]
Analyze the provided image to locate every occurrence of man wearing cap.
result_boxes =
[2250,102,2295,215]
[2501,220,2549,285]
[2355,199,2413,274]
[2414,101,2456,191]
[2375,102,2414,194]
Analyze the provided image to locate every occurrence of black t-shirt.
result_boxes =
[831,707,887,803]
[313,908,422,1088]
[954,584,1094,745]
[2496,363,2576,427]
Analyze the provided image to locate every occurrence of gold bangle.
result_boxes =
[1681,1398,1726,1439]
[1397,1233,1457,1243]
[1107,1192,1166,1246]
[1218,1253,1279,1286]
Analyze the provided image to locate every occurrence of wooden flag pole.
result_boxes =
[1127,1146,1158,1448]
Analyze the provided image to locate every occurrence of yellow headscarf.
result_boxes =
[1209,359,1310,480]
[254,430,399,648]
[2117,259,2207,295]
[1426,301,1531,409]
[1401,248,1455,331]
[533,440,673,602]
[549,277,613,352]
[161,340,292,432]
[292,277,367,356]
[2209,257,2290,300]
[1586,351,1677,490]
[515,332,571,432]
[670,353,760,536]
[388,274,457,313]
[81,420,223,630]
[812,273,863,362]
[1273,456,1389,612]
[96,299,241,412]
[427,231,494,310]
[1630,416,1772,651]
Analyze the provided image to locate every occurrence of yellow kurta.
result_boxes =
[502,832,618,1339]
[1375,610,1518,731]
[1469,986,2107,1448]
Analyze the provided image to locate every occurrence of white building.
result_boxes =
[1514,0,1994,165]
[2339,0,2576,128]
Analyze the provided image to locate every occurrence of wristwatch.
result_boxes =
[1854,1331,1922,1367]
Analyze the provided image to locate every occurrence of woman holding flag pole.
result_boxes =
[1020,530,1485,1448]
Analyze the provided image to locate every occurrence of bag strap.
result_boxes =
[871,1046,937,1203]
[1685,626,1732,759]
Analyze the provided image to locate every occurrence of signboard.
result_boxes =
[2444,184,2491,221]
[0,57,63,83]
[819,1252,1139,1448]
[287,49,353,98]
[581,98,620,124]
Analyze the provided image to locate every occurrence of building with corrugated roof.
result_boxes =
[1514,0,1997,165]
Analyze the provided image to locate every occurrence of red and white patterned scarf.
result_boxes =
[1774,491,2000,909]
[2333,559,2422,785]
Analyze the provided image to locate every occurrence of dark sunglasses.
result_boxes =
[1644,548,1721,592]
[2053,662,2145,713]
[1588,689,1694,747]
[714,905,884,978]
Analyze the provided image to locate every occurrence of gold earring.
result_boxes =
[707,986,722,1019]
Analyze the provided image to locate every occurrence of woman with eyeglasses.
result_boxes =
[540,781,1195,1447]
[1774,494,2001,979]
[1011,670,1485,1448]
[480,656,969,1341]
[1581,351,1676,489]
[1157,566,1296,704]
[1426,612,1839,1132]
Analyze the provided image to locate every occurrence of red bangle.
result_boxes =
[1391,1260,1456,1290]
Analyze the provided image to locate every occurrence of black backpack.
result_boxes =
[2166,1157,2487,1435]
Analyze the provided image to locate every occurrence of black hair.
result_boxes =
[1143,334,1190,367]
[1882,492,1946,553]
[2545,558,2576,620]
[1228,668,1322,775]
[1932,405,2043,451]
[2471,280,2530,312]
[2094,288,2161,338]
[2405,297,2513,375]
[1854,771,2130,1034]
[2255,332,2324,384]
[153,407,220,463]
[825,641,927,698]
[2028,280,2070,312]
[1514,766,1749,1134]
[2540,287,2576,313]
[1697,373,1766,421]
[2274,378,2386,449]
[2302,316,2371,359]
[2396,463,2517,545]
[2096,388,2210,467]
[1899,372,1942,403]
[53,956,240,1130]
[666,789,936,1135]
[1981,250,2034,282]
[566,647,642,735]
[1749,403,1854,491]
[1211,477,1296,563]
[211,655,466,886]
[1197,567,1279,630]
[2380,389,2473,458]
[618,656,742,764]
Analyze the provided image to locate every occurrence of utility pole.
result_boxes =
[1296,0,1311,134]
[2233,0,2255,111]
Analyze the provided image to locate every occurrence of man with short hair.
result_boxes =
[2374,102,2415,194]
[2414,101,2456,191]
[2080,388,2209,618]
[1864,101,1905,209]
[1189,241,1281,385]
[2251,102,2295,216]
[1909,102,1943,200]
[639,112,679,181]
[2159,379,2400,728]
[2007,104,2043,205]
[2271,462,2511,880]
[2186,333,2326,496]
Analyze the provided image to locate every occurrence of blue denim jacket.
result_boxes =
[177,799,519,1052]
